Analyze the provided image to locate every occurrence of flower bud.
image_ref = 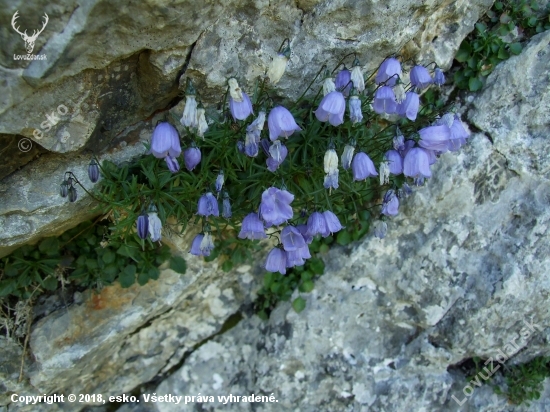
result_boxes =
[60,180,69,198]
[68,187,78,203]
[88,159,100,183]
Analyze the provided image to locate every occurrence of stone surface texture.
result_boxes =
[1,1,549,412]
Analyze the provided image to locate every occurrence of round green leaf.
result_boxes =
[102,250,116,264]
[468,77,483,92]
[299,280,315,293]
[292,297,306,313]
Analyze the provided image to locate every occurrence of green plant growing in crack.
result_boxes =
[2,47,471,323]
[453,0,550,91]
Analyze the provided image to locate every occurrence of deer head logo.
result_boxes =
[11,10,49,54]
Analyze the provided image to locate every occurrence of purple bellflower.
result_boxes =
[373,86,397,115]
[375,57,402,86]
[268,106,301,141]
[410,65,432,89]
[418,125,452,152]
[448,115,470,152]
[286,244,311,268]
[197,192,219,217]
[384,150,403,175]
[351,152,378,181]
[184,146,201,171]
[281,225,306,252]
[165,155,180,173]
[151,122,181,159]
[397,91,419,121]
[238,213,267,240]
[136,214,149,240]
[323,211,343,235]
[190,234,206,256]
[381,190,399,216]
[373,221,388,239]
[260,187,294,227]
[315,91,346,126]
[200,232,215,255]
[296,224,313,244]
[265,247,287,275]
[400,139,416,158]
[244,130,259,157]
[403,147,432,178]
[229,92,253,121]
[266,140,288,172]
[306,212,329,237]
[433,67,445,86]
[335,68,352,96]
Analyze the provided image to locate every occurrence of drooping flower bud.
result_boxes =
[196,105,208,138]
[222,193,232,218]
[433,67,446,86]
[200,232,215,255]
[88,159,100,183]
[68,186,78,203]
[348,94,363,124]
[379,161,390,185]
[215,170,225,193]
[181,95,198,128]
[60,180,69,198]
[324,148,338,175]
[184,146,201,171]
[136,214,149,240]
[322,70,336,96]
[341,144,355,170]
[267,46,290,84]
[350,59,365,92]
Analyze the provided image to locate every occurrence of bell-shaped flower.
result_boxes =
[418,125,452,152]
[222,193,232,219]
[196,106,208,138]
[350,62,365,92]
[238,213,267,240]
[181,95,198,128]
[403,147,432,178]
[268,106,301,141]
[324,148,338,174]
[215,170,224,193]
[296,224,313,244]
[351,152,378,181]
[375,57,401,86]
[200,232,215,255]
[323,211,343,235]
[397,91,420,121]
[281,225,306,252]
[384,150,403,175]
[244,131,259,157]
[88,159,100,183]
[165,155,180,173]
[373,221,387,239]
[335,68,352,96]
[260,187,294,227]
[381,190,399,217]
[229,92,253,121]
[315,91,345,126]
[433,67,445,86]
[247,111,266,142]
[148,212,162,242]
[265,247,287,275]
[306,212,329,237]
[400,139,416,158]
[324,170,339,190]
[266,140,288,172]
[410,65,433,89]
[136,214,149,240]
[184,146,201,171]
[197,192,219,217]
[348,95,363,124]
[341,144,355,170]
[151,122,181,158]
[286,244,311,268]
[373,86,397,115]
[267,48,290,84]
[190,234,209,256]
[448,115,470,152]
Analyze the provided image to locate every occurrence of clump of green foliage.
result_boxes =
[0,220,185,300]
[454,0,550,91]
[493,356,550,405]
